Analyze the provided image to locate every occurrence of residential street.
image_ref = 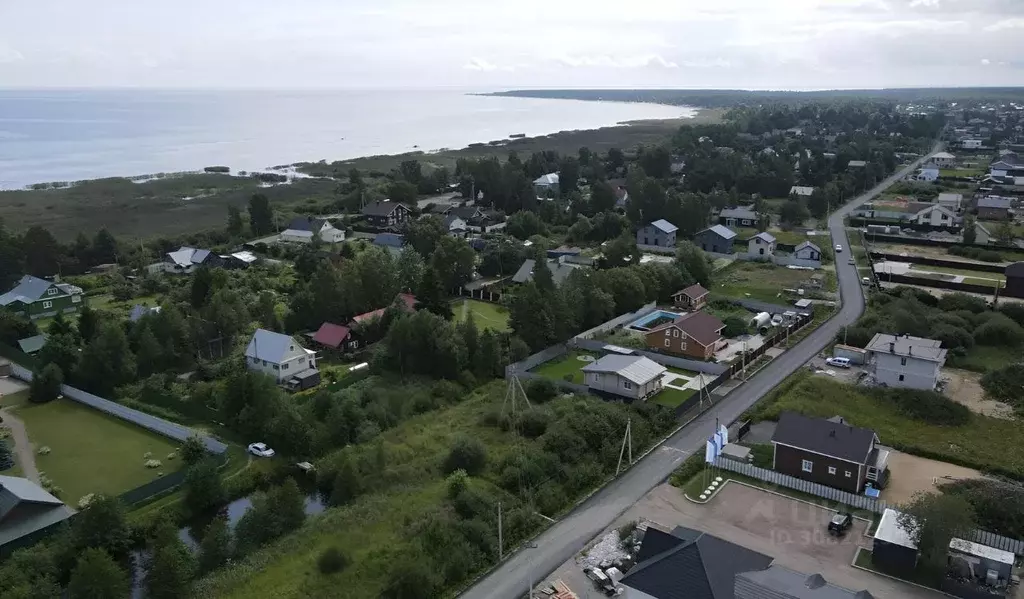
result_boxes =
[458,147,942,599]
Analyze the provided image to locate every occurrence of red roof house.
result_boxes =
[312,322,353,349]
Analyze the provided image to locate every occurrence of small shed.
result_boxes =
[285,369,321,392]
[948,537,1014,582]
[872,508,919,575]
[17,334,48,355]
[832,344,868,365]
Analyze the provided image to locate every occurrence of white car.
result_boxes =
[247,442,275,458]
[825,357,851,368]
[834,244,843,252]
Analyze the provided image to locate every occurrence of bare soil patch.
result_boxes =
[942,368,1016,420]
[881,450,982,505]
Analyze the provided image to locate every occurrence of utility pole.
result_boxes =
[616,418,633,475]
[497,502,503,561]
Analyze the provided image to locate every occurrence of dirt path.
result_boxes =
[0,407,40,483]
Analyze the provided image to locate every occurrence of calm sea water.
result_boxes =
[0,89,692,189]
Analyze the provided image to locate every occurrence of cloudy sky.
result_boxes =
[1,0,1022,89]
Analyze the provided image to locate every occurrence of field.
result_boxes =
[980,220,1024,239]
[751,374,1024,479]
[713,261,818,303]
[452,298,511,332]
[8,397,183,503]
[940,167,985,178]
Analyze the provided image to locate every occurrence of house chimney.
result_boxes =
[829,429,836,438]
[889,341,895,353]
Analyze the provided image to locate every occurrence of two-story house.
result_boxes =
[910,203,957,227]
[644,311,725,360]
[930,152,956,168]
[636,219,678,248]
[671,284,709,311]
[694,225,737,254]
[746,232,776,259]
[771,411,889,493]
[361,200,411,229]
[280,216,345,244]
[245,329,320,391]
[0,275,84,320]
[865,333,946,390]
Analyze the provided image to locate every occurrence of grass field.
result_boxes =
[947,344,1023,373]
[12,398,183,503]
[531,350,599,383]
[452,299,511,332]
[732,227,821,246]
[713,261,816,304]
[752,374,1024,478]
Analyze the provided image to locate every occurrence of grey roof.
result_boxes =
[512,259,538,284]
[794,241,821,253]
[245,329,306,364]
[581,354,666,385]
[534,172,559,186]
[865,333,947,363]
[287,216,326,232]
[701,225,738,240]
[0,475,74,548]
[362,200,406,216]
[736,565,875,599]
[847,160,867,167]
[17,334,48,354]
[622,526,774,599]
[446,206,484,220]
[443,213,467,229]
[649,219,678,234]
[772,412,878,465]
[977,196,1012,209]
[0,275,57,306]
[720,207,758,220]
[1006,262,1024,278]
[751,232,776,244]
[874,508,917,549]
[790,186,815,196]
[511,258,581,286]
[167,246,213,267]
[191,249,212,264]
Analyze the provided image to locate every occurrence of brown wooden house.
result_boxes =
[771,412,889,493]
[644,311,724,360]
[671,284,709,311]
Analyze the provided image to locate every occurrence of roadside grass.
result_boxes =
[940,168,984,178]
[705,301,753,324]
[530,350,599,384]
[13,398,183,503]
[962,277,1005,288]
[713,261,815,304]
[452,298,511,332]
[751,374,1024,478]
[907,263,1005,281]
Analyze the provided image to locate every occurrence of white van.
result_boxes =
[825,357,851,368]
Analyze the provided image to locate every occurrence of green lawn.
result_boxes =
[733,227,818,246]
[980,220,1024,240]
[940,168,984,178]
[651,386,696,408]
[714,261,817,303]
[12,398,183,503]
[947,344,1023,373]
[752,374,1024,478]
[452,299,511,332]
[530,350,599,383]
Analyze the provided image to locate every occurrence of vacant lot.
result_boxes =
[732,227,821,246]
[714,261,819,303]
[907,263,1005,281]
[941,368,1015,420]
[12,398,182,503]
[881,451,982,505]
[452,298,511,332]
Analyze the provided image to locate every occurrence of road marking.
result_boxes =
[535,512,556,523]
[661,446,691,455]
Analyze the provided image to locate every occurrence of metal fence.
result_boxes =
[11,363,227,454]
[573,302,658,340]
[505,344,569,378]
[869,251,1005,274]
[713,458,1024,556]
[573,337,727,375]
[715,297,797,316]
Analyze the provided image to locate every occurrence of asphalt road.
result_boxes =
[459,148,940,599]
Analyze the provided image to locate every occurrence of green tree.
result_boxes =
[405,216,447,257]
[329,451,362,506]
[190,266,214,308]
[77,305,99,344]
[590,181,617,214]
[431,236,476,290]
[257,290,282,332]
[183,458,226,516]
[383,550,442,599]
[227,204,244,236]
[994,220,1015,245]
[443,436,487,475]
[387,180,418,204]
[0,439,13,471]
[197,515,233,574]
[898,491,976,577]
[180,434,208,466]
[505,211,546,240]
[558,156,580,198]
[145,520,195,599]
[416,266,452,319]
[76,322,136,395]
[396,247,425,293]
[601,232,639,268]
[29,363,63,404]
[674,241,712,287]
[779,198,810,226]
[475,329,502,378]
[317,546,349,575]
[70,495,131,559]
[67,549,129,599]
[47,311,75,338]
[134,324,163,377]
[248,193,275,236]
[962,215,977,245]
[90,229,119,265]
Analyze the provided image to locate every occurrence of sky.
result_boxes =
[1,0,1023,90]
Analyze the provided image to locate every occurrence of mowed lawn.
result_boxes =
[14,398,183,503]
[453,299,511,332]
[531,351,599,383]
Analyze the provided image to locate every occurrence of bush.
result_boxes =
[722,315,749,338]
[871,388,970,426]
[940,479,1024,539]
[446,469,468,499]
[526,378,557,404]
[980,364,1024,408]
[29,363,63,404]
[938,292,988,314]
[317,546,349,574]
[442,437,487,475]
[668,453,703,487]
[518,410,549,439]
[948,246,1004,263]
[973,314,1024,346]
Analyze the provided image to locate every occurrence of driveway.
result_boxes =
[458,146,943,599]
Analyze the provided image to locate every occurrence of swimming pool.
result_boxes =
[627,310,684,332]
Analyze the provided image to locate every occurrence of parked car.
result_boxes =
[848,257,855,265]
[825,357,851,368]
[834,244,843,252]
[861,277,871,285]
[247,442,276,458]
[828,512,853,536]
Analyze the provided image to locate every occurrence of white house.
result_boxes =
[961,138,983,150]
[865,333,946,390]
[789,186,815,197]
[930,152,956,168]
[912,203,957,227]
[245,329,319,387]
[936,192,963,211]
[280,217,345,244]
[909,164,939,182]
[793,241,821,261]
[746,232,776,259]
[533,172,559,195]
[581,355,665,401]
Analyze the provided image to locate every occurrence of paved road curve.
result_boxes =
[459,148,940,599]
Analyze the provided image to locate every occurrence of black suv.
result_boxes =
[828,512,853,536]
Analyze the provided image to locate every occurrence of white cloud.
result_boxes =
[463,58,504,72]
[985,18,1024,31]
[981,58,991,65]
[555,54,678,69]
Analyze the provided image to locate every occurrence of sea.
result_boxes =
[0,89,693,189]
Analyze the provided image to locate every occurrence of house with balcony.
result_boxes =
[361,200,411,229]
[865,333,946,390]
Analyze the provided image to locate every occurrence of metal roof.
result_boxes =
[752,232,776,244]
[736,565,874,599]
[581,354,666,385]
[17,334,48,354]
[720,207,758,220]
[874,508,917,549]
[0,475,74,548]
[978,196,1012,209]
[865,333,946,362]
[795,240,821,253]
[790,186,815,196]
[702,225,737,240]
[534,172,559,185]
[0,275,57,306]
[650,219,678,234]
[771,411,877,464]
[245,329,306,364]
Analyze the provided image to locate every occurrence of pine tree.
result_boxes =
[0,439,15,471]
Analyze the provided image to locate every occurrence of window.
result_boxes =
[261,360,267,366]
[664,339,671,347]
[272,364,279,371]
[801,460,813,473]
[828,466,837,475]
[845,470,852,478]
[673,330,679,338]
[898,374,905,382]
[759,248,765,255]
[623,381,632,390]
[665,330,671,337]
[681,342,687,350]
[900,357,907,366]
[46,288,58,296]
[282,363,289,370]
[42,300,52,309]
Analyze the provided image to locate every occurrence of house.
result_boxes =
[719,207,758,227]
[546,246,582,260]
[990,157,1024,178]
[311,322,358,352]
[0,474,75,552]
[976,196,1013,220]
[581,354,666,401]
[636,219,678,247]
[746,232,776,259]
[372,233,405,256]
[936,192,963,211]
[961,138,983,150]
[737,566,877,599]
[909,164,939,182]
[443,214,467,238]
[695,225,737,254]
[128,304,161,323]
[0,275,84,320]
[847,160,867,168]
[224,251,258,269]
[244,329,320,390]
[164,247,220,274]
[348,293,417,327]
[793,241,822,261]
[645,311,725,360]
[511,258,583,287]
[931,151,956,168]
[533,172,559,195]
[621,526,774,599]
[16,334,47,355]
[671,283,709,311]
[1005,262,1024,298]
[789,185,815,197]
[911,203,957,227]
[361,200,411,229]
[280,216,345,244]
[865,333,946,390]
[771,411,888,494]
